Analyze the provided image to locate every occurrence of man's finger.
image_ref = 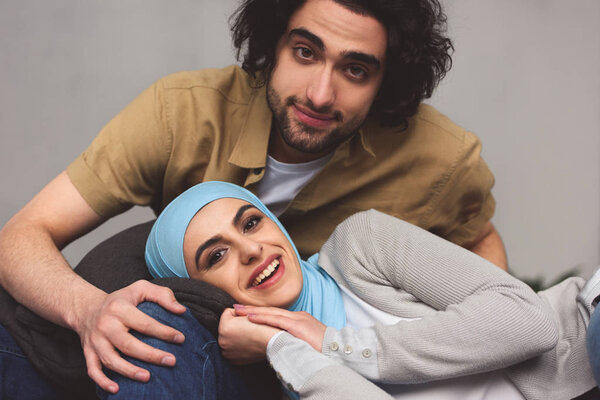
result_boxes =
[127,281,186,314]
[92,338,156,382]
[123,306,185,344]
[109,330,177,367]
[84,347,119,394]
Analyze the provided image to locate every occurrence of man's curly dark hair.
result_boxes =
[230,0,453,128]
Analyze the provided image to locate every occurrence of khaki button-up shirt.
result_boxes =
[67,65,495,257]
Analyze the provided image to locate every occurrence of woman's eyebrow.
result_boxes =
[195,236,222,269]
[233,204,257,226]
[194,204,258,269]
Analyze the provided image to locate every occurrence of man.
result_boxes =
[0,0,506,397]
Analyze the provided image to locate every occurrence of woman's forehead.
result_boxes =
[192,198,254,224]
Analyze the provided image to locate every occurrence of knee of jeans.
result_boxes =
[136,301,216,345]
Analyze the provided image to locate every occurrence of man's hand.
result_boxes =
[234,305,326,352]
[218,308,280,364]
[0,173,189,393]
[76,280,186,394]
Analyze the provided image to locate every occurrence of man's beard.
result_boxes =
[266,83,364,155]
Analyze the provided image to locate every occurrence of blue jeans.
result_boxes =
[587,307,600,386]
[0,323,62,400]
[98,302,256,400]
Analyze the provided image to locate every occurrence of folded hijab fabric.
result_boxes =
[145,181,346,329]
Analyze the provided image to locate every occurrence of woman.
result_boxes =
[145,181,596,400]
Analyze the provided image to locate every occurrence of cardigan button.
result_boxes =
[330,342,339,351]
[344,345,353,355]
[362,348,372,358]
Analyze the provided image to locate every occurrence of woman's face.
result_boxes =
[183,198,303,308]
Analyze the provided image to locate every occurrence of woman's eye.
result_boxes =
[243,216,262,233]
[208,249,226,267]
[294,46,314,60]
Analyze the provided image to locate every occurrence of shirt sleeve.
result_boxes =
[423,130,496,246]
[66,78,171,218]
[317,209,558,384]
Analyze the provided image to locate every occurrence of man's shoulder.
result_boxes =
[158,65,256,105]
[409,104,474,142]
[367,104,480,150]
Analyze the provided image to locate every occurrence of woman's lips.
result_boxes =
[248,256,285,290]
[292,104,337,129]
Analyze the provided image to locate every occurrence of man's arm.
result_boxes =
[464,221,508,270]
[0,171,186,393]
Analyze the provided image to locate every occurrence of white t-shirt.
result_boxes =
[257,154,333,216]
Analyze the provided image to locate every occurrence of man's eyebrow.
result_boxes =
[195,236,222,269]
[341,50,382,70]
[289,28,325,51]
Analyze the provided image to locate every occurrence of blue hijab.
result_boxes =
[145,181,345,329]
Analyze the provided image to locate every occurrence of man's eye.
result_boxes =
[208,249,226,267]
[243,216,262,233]
[346,65,367,80]
[294,46,314,60]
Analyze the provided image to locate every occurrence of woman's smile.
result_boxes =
[249,255,284,288]
[182,198,303,308]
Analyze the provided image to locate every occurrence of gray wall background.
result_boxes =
[1,0,598,284]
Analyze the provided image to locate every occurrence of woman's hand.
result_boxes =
[233,305,326,352]
[218,308,281,364]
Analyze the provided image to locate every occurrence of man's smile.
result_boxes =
[292,103,337,129]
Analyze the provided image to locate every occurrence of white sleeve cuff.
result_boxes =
[266,331,340,394]
[321,325,380,381]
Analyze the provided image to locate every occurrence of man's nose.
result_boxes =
[306,66,335,110]
[239,236,263,265]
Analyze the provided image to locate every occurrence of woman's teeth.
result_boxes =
[252,259,280,287]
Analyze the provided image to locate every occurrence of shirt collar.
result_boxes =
[228,86,272,169]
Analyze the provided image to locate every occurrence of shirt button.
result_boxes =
[253,168,263,175]
[362,348,372,358]
[344,345,353,355]
[330,342,339,351]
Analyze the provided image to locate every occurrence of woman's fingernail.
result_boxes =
[248,313,257,318]
[233,304,244,310]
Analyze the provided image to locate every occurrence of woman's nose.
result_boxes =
[239,236,263,265]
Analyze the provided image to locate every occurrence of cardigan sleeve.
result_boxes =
[267,332,393,400]
[316,209,558,384]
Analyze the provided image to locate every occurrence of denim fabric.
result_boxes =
[0,323,62,400]
[98,302,254,400]
[587,307,600,387]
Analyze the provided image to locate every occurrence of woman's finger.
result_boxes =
[234,304,297,318]
[247,312,326,352]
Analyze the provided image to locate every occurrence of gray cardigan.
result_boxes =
[266,210,595,400]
